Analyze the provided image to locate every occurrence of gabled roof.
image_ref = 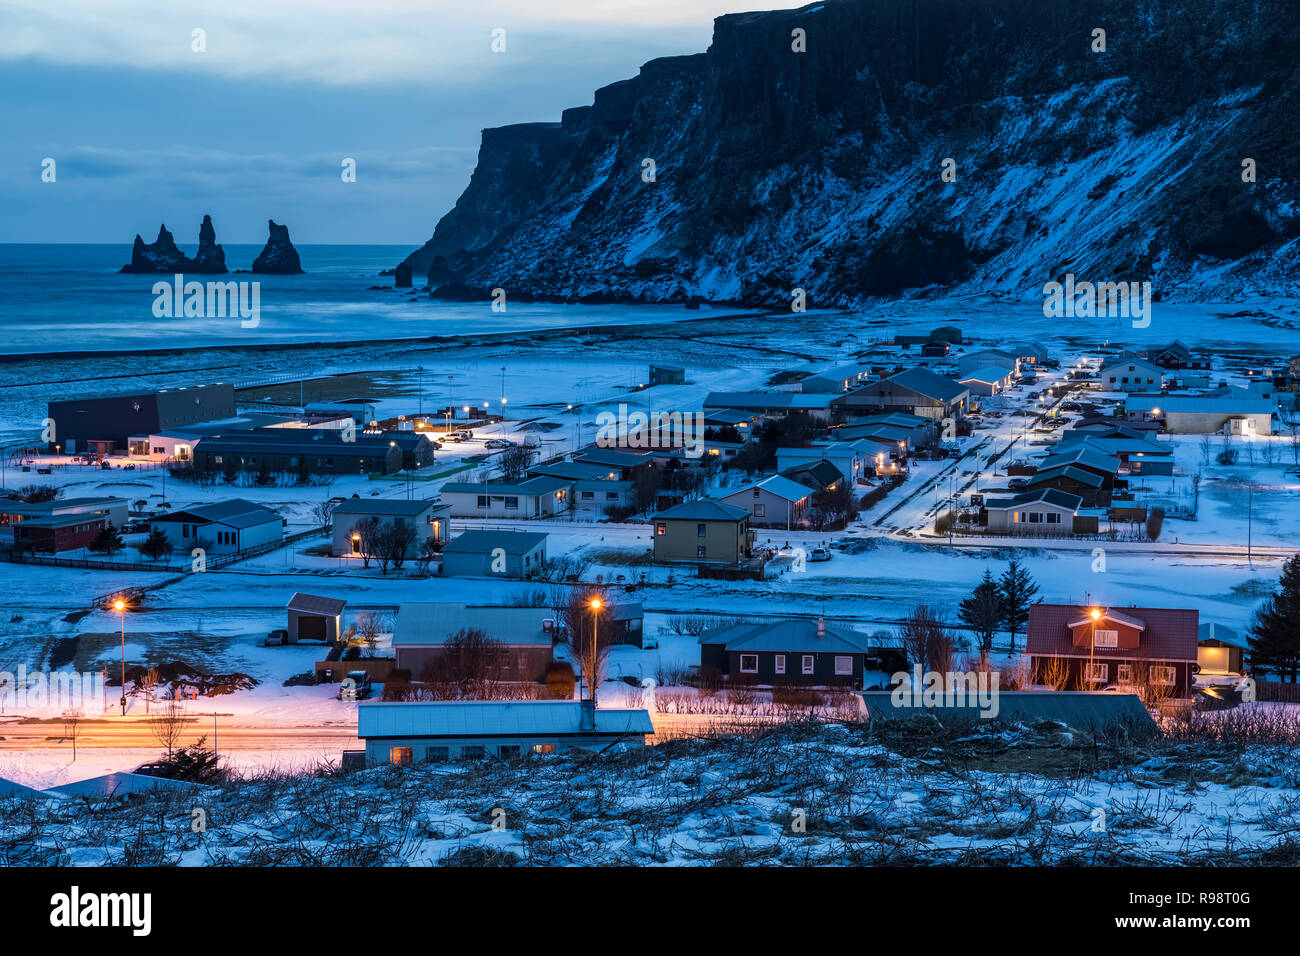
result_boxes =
[443,530,548,554]
[357,701,654,738]
[155,498,281,529]
[840,412,930,429]
[983,488,1083,511]
[1039,446,1121,475]
[572,447,652,468]
[529,461,619,481]
[288,592,347,616]
[1199,622,1247,647]
[45,772,209,798]
[698,619,874,655]
[1026,465,1105,489]
[1067,608,1146,630]
[1027,603,1198,662]
[780,460,843,488]
[333,497,446,517]
[959,366,1015,385]
[394,603,553,646]
[881,367,969,402]
[441,476,571,497]
[726,475,816,503]
[652,498,749,522]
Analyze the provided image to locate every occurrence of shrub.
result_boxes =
[1146,506,1165,542]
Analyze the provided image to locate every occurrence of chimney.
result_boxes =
[817,617,825,637]
[579,699,595,733]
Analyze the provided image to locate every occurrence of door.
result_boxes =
[297,615,327,641]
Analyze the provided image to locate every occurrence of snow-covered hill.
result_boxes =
[401,0,1300,307]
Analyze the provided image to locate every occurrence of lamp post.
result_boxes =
[588,597,602,704]
[114,598,127,716]
[1089,606,1102,689]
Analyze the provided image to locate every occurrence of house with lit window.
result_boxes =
[698,617,874,687]
[1099,357,1165,392]
[651,498,752,564]
[0,496,129,553]
[1027,603,1199,697]
[149,498,284,553]
[357,700,654,766]
[982,488,1083,533]
[392,602,556,681]
[719,475,816,528]
[331,497,450,558]
[438,476,572,518]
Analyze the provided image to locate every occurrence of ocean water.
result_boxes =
[0,244,689,356]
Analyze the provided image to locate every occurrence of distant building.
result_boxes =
[439,477,571,518]
[331,498,450,558]
[833,368,969,421]
[1100,358,1165,392]
[440,530,548,578]
[1124,386,1276,436]
[48,383,237,456]
[0,496,129,552]
[919,341,950,357]
[775,442,867,485]
[958,349,1018,377]
[1028,603,1198,697]
[651,498,752,565]
[648,364,686,386]
[149,498,283,553]
[800,364,873,394]
[393,603,556,680]
[983,488,1083,533]
[699,617,874,687]
[286,592,347,644]
[702,391,836,423]
[959,365,1016,397]
[195,429,402,475]
[720,475,816,528]
[357,700,654,766]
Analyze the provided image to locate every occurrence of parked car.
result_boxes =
[339,670,372,701]
[1007,477,1030,490]
[132,761,172,778]
[452,430,474,441]
[484,438,514,449]
[264,629,288,647]
[808,546,833,562]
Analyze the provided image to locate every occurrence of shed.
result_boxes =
[287,592,347,644]
[440,530,549,578]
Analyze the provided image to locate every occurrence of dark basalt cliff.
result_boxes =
[251,220,304,274]
[401,0,1300,306]
[121,215,227,274]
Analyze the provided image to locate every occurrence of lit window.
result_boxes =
[1084,663,1107,684]
[389,747,413,767]
[1151,666,1176,685]
[1093,629,1118,648]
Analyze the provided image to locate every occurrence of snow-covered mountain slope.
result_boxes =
[402,0,1300,307]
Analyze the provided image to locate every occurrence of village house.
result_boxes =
[779,459,844,492]
[1027,603,1199,698]
[150,498,284,553]
[702,391,836,423]
[331,498,451,558]
[1035,444,1121,489]
[699,617,875,687]
[1099,357,1165,392]
[0,496,129,553]
[959,365,1017,397]
[775,441,867,485]
[1052,431,1175,477]
[1141,340,1209,371]
[392,602,556,681]
[648,364,686,386]
[570,446,657,480]
[1124,386,1277,436]
[982,488,1084,533]
[1024,465,1109,507]
[799,363,874,394]
[439,476,571,519]
[651,498,753,564]
[833,367,969,421]
[832,412,934,449]
[719,475,816,529]
[894,325,963,346]
[362,429,437,469]
[440,529,548,578]
[357,700,654,766]
[957,349,1019,377]
[702,408,760,432]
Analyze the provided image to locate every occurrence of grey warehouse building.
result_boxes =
[47,383,237,455]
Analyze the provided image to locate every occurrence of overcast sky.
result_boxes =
[0,0,768,244]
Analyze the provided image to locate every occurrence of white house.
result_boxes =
[149,498,283,553]
[983,488,1082,533]
[331,497,451,557]
[775,442,867,485]
[439,476,572,518]
[1100,358,1165,392]
[959,365,1016,396]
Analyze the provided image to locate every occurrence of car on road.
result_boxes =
[484,438,515,449]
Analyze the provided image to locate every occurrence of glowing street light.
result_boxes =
[1089,606,1102,688]
[587,597,603,704]
[113,598,127,715]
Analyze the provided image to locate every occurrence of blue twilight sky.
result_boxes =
[0,0,767,245]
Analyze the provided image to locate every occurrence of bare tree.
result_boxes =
[499,445,536,482]
[311,498,338,531]
[355,611,389,658]
[140,666,159,715]
[375,520,417,573]
[151,701,190,757]
[348,517,381,569]
[898,603,955,674]
[62,709,83,761]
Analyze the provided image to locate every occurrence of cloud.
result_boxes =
[1,0,767,87]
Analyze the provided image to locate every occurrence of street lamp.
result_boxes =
[1089,606,1102,688]
[588,597,602,704]
[114,598,127,715]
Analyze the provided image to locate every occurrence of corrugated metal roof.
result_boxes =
[959,366,1015,384]
[731,475,816,502]
[652,498,749,521]
[699,619,874,654]
[156,498,281,529]
[333,498,446,517]
[357,701,654,738]
[858,690,1156,732]
[46,772,209,797]
[984,488,1083,511]
[443,530,548,554]
[288,592,347,616]
[394,603,553,646]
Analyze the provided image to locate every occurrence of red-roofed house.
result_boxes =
[1027,603,1199,697]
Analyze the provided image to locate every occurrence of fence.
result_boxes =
[1255,680,1300,703]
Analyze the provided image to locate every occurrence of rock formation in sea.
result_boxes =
[251,220,305,274]
[394,262,413,287]
[121,215,228,274]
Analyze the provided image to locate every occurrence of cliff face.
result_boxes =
[402,0,1300,306]
[121,215,227,274]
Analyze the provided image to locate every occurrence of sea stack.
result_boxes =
[120,215,228,274]
[394,262,413,288]
[251,220,304,274]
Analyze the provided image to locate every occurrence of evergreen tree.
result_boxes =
[137,528,174,562]
[88,523,125,556]
[1248,553,1300,682]
[998,560,1040,653]
[960,569,1004,664]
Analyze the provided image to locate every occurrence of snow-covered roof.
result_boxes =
[652,498,749,522]
[394,603,554,646]
[357,701,654,739]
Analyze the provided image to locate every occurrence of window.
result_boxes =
[532,744,556,754]
[477,495,489,508]
[754,504,765,517]
[656,523,666,535]
[424,746,448,762]
[697,523,707,537]
[498,745,521,759]
[774,655,786,675]
[802,655,815,675]
[459,745,486,759]
[505,496,519,509]
[696,545,707,558]
[606,492,618,500]
[389,747,413,767]
[1046,512,1061,524]
[834,656,853,676]
[1093,629,1118,648]
[1084,662,1107,684]
[581,490,594,500]
[1116,664,1133,684]
[1151,665,1176,685]
[739,654,758,673]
